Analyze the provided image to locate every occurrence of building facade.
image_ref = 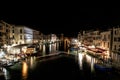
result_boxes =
[9,25,34,46]
[111,27,120,63]
[0,20,11,50]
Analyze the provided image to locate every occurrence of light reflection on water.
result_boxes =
[0,43,62,80]
[22,62,28,80]
[77,53,96,72]
[30,56,37,69]
[30,57,34,67]
[91,58,95,72]
[2,67,11,80]
[78,53,83,70]
[1,42,117,80]
[49,44,51,53]
[42,45,46,55]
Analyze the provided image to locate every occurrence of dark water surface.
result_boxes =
[0,42,120,80]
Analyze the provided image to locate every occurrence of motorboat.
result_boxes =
[94,62,112,72]
[68,45,79,51]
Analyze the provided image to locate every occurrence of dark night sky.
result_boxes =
[1,8,120,37]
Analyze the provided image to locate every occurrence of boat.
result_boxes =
[69,45,79,51]
[94,62,112,72]
[70,47,79,51]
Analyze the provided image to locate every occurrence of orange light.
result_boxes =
[22,62,28,79]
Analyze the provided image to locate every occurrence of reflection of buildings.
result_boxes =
[22,62,28,80]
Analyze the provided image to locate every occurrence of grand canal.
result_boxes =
[0,42,120,80]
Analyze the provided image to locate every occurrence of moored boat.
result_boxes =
[94,62,112,72]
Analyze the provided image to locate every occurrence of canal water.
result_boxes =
[0,42,120,80]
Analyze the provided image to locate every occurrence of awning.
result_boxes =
[96,48,107,52]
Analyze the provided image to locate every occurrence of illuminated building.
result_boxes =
[92,31,101,48]
[82,30,94,46]
[10,25,33,46]
[0,20,11,51]
[100,30,111,57]
[0,20,43,55]
[80,30,111,58]
[111,27,120,63]
[112,27,120,52]
[51,34,57,43]
[33,30,40,43]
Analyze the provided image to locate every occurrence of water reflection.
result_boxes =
[22,62,28,80]
[42,45,46,55]
[53,43,56,52]
[0,43,113,80]
[78,53,83,70]
[49,44,55,53]
[30,56,37,69]
[77,53,96,72]
[39,44,42,51]
[56,42,59,51]
[49,44,51,53]
[91,58,95,72]
[84,54,95,72]
[30,57,34,67]
[41,43,59,55]
[2,67,11,80]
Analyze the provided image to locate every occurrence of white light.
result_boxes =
[88,45,95,48]
[0,50,5,58]
[78,53,83,70]
[74,39,77,42]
